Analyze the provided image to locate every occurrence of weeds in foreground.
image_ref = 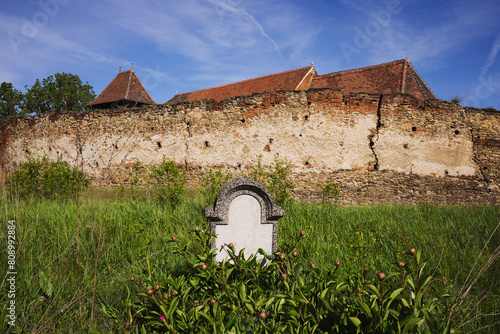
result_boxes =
[116,228,458,333]
[1,192,499,333]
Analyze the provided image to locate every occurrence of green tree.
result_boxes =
[0,82,25,122]
[23,72,96,114]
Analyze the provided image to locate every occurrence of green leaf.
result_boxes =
[389,287,404,300]
[349,316,361,327]
[358,300,372,318]
[366,284,381,298]
[239,282,247,302]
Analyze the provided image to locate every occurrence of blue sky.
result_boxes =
[1,0,500,109]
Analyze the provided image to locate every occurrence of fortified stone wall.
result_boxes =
[0,88,498,205]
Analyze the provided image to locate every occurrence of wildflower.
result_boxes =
[160,316,165,321]
[300,230,306,236]
[311,263,316,268]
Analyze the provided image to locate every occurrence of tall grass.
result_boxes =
[1,188,499,333]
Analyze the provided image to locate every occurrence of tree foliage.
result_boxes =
[0,82,25,122]
[23,72,96,114]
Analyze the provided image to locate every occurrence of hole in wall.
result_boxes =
[304,115,309,121]
[411,126,417,132]
[483,166,488,170]
[454,130,460,135]
[240,118,245,123]
[403,143,408,149]
[269,138,273,144]
[96,161,99,167]
[157,142,162,148]
[304,161,309,166]
[205,141,210,147]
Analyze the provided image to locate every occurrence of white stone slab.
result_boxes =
[205,178,284,262]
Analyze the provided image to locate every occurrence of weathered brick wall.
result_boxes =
[0,89,498,205]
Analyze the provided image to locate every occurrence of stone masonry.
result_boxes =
[0,88,498,205]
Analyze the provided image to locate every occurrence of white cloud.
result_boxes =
[481,33,500,78]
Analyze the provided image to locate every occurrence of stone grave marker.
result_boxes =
[205,177,284,262]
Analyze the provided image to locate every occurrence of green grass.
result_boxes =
[1,188,499,333]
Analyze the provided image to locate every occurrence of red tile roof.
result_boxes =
[165,59,435,105]
[311,59,436,100]
[166,65,316,104]
[89,69,156,108]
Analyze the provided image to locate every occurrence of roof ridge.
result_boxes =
[175,65,313,96]
[125,70,132,100]
[318,59,407,77]
[295,65,316,90]
[405,62,436,99]
[134,69,156,103]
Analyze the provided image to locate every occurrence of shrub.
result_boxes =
[450,96,462,104]
[318,180,341,206]
[200,168,231,205]
[251,159,294,206]
[6,155,89,200]
[148,158,187,206]
[108,228,456,333]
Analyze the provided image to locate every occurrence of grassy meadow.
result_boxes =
[1,187,499,333]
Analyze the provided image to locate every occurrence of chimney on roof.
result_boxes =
[131,62,134,70]
[119,65,121,73]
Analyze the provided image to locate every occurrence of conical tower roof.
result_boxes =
[89,65,156,108]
